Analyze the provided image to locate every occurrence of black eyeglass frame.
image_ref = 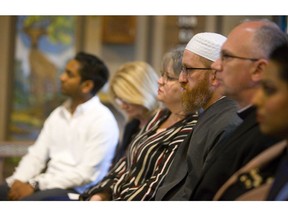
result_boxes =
[160,71,179,82]
[221,53,260,62]
[180,66,212,75]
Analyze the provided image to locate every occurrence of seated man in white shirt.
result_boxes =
[0,52,119,201]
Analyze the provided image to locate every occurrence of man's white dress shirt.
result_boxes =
[6,96,119,194]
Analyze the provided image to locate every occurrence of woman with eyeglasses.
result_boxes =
[109,61,160,164]
[79,48,198,201]
[213,42,288,201]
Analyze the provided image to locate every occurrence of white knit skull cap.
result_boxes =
[185,32,227,62]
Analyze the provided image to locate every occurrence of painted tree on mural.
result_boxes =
[23,16,75,112]
[10,16,76,140]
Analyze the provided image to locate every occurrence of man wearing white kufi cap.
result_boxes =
[155,32,242,200]
[185,32,226,62]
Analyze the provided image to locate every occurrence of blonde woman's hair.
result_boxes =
[109,61,159,112]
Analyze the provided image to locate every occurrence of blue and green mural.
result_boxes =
[9,16,76,140]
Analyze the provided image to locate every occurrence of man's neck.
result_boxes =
[69,95,93,114]
[203,94,224,111]
[235,88,259,109]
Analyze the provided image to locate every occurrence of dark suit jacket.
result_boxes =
[155,97,242,200]
[190,106,280,200]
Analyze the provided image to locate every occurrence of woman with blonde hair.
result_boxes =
[109,61,160,164]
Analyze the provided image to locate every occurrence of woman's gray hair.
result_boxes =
[161,47,184,77]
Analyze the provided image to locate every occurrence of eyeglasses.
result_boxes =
[221,53,260,62]
[181,66,212,76]
[161,71,179,83]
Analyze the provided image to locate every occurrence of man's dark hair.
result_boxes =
[75,52,109,95]
[269,41,288,83]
